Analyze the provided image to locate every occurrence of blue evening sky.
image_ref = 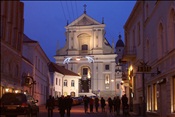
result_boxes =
[22,1,136,62]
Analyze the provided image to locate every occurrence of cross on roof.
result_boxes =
[83,4,87,14]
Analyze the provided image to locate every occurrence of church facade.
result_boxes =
[54,9,123,98]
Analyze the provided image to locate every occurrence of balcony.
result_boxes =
[122,46,136,61]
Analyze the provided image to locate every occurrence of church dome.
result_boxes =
[115,35,124,47]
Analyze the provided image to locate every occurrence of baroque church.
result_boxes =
[54,5,124,98]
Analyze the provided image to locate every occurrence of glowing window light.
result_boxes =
[5,88,9,92]
[15,90,18,93]
[76,58,80,61]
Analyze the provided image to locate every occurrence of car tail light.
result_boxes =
[21,103,28,107]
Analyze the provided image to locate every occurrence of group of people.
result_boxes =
[46,94,129,117]
[46,95,73,117]
[83,94,129,116]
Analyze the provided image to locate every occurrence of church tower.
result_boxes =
[54,5,117,98]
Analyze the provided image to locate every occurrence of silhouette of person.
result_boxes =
[116,96,121,115]
[83,95,89,113]
[108,97,113,113]
[89,97,94,112]
[65,95,73,117]
[100,97,106,112]
[46,95,54,117]
[94,97,99,112]
[122,94,128,115]
[59,95,66,117]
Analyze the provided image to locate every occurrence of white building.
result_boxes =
[123,1,175,117]
[48,62,81,97]
[54,7,120,99]
[22,34,50,105]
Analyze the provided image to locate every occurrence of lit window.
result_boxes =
[105,74,110,84]
[64,80,67,86]
[147,85,151,111]
[71,80,75,87]
[153,83,157,111]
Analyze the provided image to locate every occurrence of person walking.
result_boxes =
[108,97,113,113]
[116,96,121,115]
[59,95,66,117]
[122,94,128,115]
[83,95,89,113]
[46,95,54,117]
[89,97,94,112]
[113,97,117,113]
[100,97,106,112]
[94,97,99,112]
[65,95,73,117]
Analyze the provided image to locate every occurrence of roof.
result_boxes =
[48,62,80,77]
[115,35,124,47]
[23,34,37,43]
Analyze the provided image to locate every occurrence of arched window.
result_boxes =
[64,80,68,86]
[71,80,75,87]
[105,74,110,84]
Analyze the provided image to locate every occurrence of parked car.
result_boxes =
[0,93,39,117]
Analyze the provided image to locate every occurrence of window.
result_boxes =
[147,85,152,111]
[64,80,67,86]
[71,80,75,87]
[56,78,58,85]
[83,68,88,75]
[117,84,119,89]
[153,83,157,111]
[82,44,88,50]
[105,74,110,84]
[105,65,110,70]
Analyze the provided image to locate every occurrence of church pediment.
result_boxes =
[68,14,101,27]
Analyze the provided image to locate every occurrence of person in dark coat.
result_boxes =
[89,97,94,112]
[121,94,128,115]
[83,95,89,113]
[108,97,113,113]
[94,97,99,112]
[65,95,73,117]
[100,97,106,112]
[59,95,66,117]
[116,96,121,115]
[113,97,117,112]
[46,95,54,117]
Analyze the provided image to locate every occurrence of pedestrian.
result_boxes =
[83,95,89,113]
[116,96,121,115]
[108,97,113,113]
[113,97,116,112]
[65,95,73,117]
[100,97,106,112]
[46,95,54,117]
[59,95,66,117]
[89,97,94,112]
[94,96,99,112]
[121,94,128,115]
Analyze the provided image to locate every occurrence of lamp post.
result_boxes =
[22,74,36,96]
[137,61,151,117]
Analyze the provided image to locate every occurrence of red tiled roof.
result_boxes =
[48,62,80,76]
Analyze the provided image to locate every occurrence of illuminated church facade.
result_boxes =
[54,6,124,98]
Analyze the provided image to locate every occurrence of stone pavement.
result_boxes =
[39,104,143,117]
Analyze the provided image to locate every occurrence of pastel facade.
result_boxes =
[22,34,50,105]
[54,11,122,99]
[123,1,175,117]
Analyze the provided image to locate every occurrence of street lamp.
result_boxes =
[22,74,36,96]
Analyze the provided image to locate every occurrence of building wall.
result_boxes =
[0,0,24,97]
[123,1,175,116]
[23,40,50,105]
